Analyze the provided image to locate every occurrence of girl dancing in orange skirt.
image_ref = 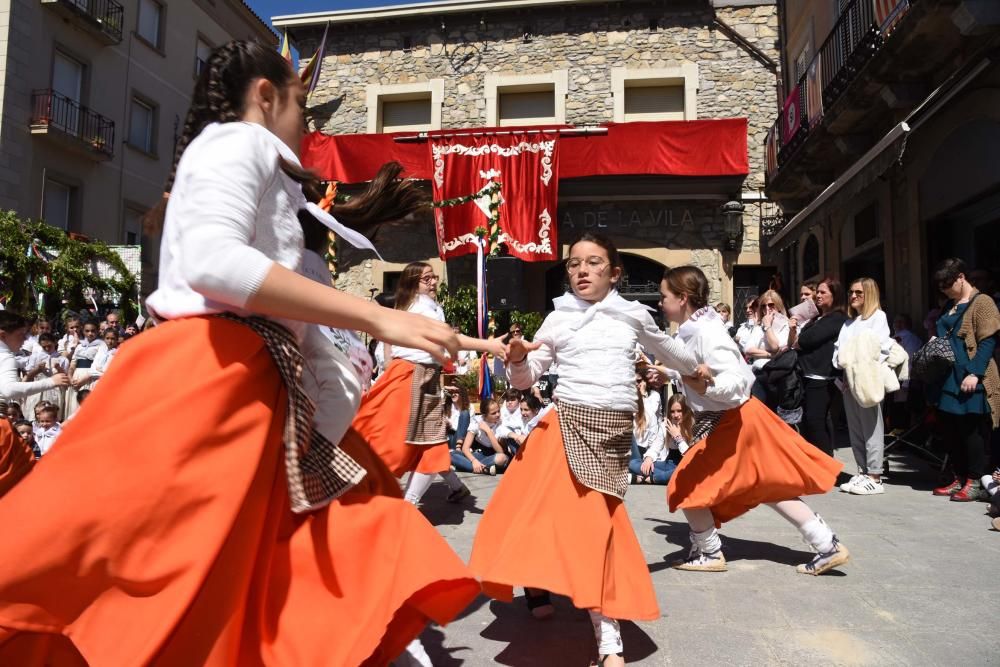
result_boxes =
[0,40,478,666]
[651,266,849,576]
[470,234,701,667]
[353,261,504,505]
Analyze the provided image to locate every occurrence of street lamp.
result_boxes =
[721,200,745,251]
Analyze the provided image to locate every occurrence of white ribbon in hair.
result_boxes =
[305,202,384,261]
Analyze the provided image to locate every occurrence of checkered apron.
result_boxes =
[556,401,634,500]
[218,314,366,514]
[404,362,447,445]
[691,410,726,445]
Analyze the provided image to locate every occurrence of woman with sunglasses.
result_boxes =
[926,258,1000,502]
[353,261,505,506]
[833,277,893,495]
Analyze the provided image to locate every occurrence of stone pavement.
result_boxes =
[413,446,1000,666]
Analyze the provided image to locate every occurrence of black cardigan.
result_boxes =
[796,311,848,378]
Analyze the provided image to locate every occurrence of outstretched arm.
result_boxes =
[247,264,458,364]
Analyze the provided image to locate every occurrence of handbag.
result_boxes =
[912,294,983,385]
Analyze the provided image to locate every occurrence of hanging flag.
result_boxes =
[475,237,492,399]
[874,0,909,34]
[806,52,824,127]
[279,31,292,63]
[300,22,329,99]
[781,84,802,146]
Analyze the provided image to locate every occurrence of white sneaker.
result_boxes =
[848,475,884,495]
[839,474,865,492]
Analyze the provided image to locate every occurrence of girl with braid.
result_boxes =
[0,41,480,665]
[649,266,850,576]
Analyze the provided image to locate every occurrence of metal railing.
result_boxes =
[31,89,115,158]
[45,0,125,43]
[820,0,883,110]
[764,0,917,184]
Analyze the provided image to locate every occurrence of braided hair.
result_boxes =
[144,40,293,232]
[145,39,428,236]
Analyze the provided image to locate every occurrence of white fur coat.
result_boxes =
[839,332,909,407]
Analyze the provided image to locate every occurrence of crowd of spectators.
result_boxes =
[6,259,1000,530]
[1,308,147,459]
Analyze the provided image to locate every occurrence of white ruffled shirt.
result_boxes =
[675,307,755,412]
[508,291,698,413]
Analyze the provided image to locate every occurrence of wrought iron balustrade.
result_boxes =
[31,89,115,158]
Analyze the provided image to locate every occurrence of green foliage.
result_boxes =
[437,282,478,336]
[0,210,136,320]
[510,310,544,339]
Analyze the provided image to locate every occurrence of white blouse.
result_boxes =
[0,341,58,401]
[675,308,756,413]
[833,309,893,369]
[146,122,307,341]
[391,295,444,366]
[71,338,105,362]
[90,345,118,377]
[508,291,698,413]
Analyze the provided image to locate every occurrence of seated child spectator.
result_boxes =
[498,389,524,434]
[503,394,546,455]
[34,404,61,456]
[13,419,40,458]
[451,398,510,475]
[4,402,23,422]
[630,393,694,485]
[445,385,471,450]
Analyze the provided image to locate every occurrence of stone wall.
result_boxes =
[297,0,779,304]
[304,1,779,191]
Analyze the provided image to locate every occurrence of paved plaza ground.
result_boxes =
[412,445,1000,666]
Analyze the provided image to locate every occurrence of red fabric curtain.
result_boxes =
[431,132,560,262]
[300,118,748,183]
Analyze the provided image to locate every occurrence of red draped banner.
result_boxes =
[300,119,749,183]
[431,133,559,262]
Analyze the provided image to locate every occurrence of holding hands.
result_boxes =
[504,335,543,364]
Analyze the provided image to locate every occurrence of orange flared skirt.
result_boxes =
[0,317,479,666]
[668,397,843,527]
[352,358,450,477]
[0,419,33,499]
[469,409,659,621]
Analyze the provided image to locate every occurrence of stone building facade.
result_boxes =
[279,0,781,313]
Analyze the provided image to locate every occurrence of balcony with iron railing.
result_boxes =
[765,0,897,192]
[40,0,124,45]
[764,0,1000,220]
[30,90,115,161]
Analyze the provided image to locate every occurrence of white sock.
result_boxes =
[692,526,722,555]
[588,610,623,656]
[799,514,836,554]
[980,475,999,496]
[393,638,432,667]
[403,472,435,504]
[439,470,465,491]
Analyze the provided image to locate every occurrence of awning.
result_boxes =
[299,118,749,183]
